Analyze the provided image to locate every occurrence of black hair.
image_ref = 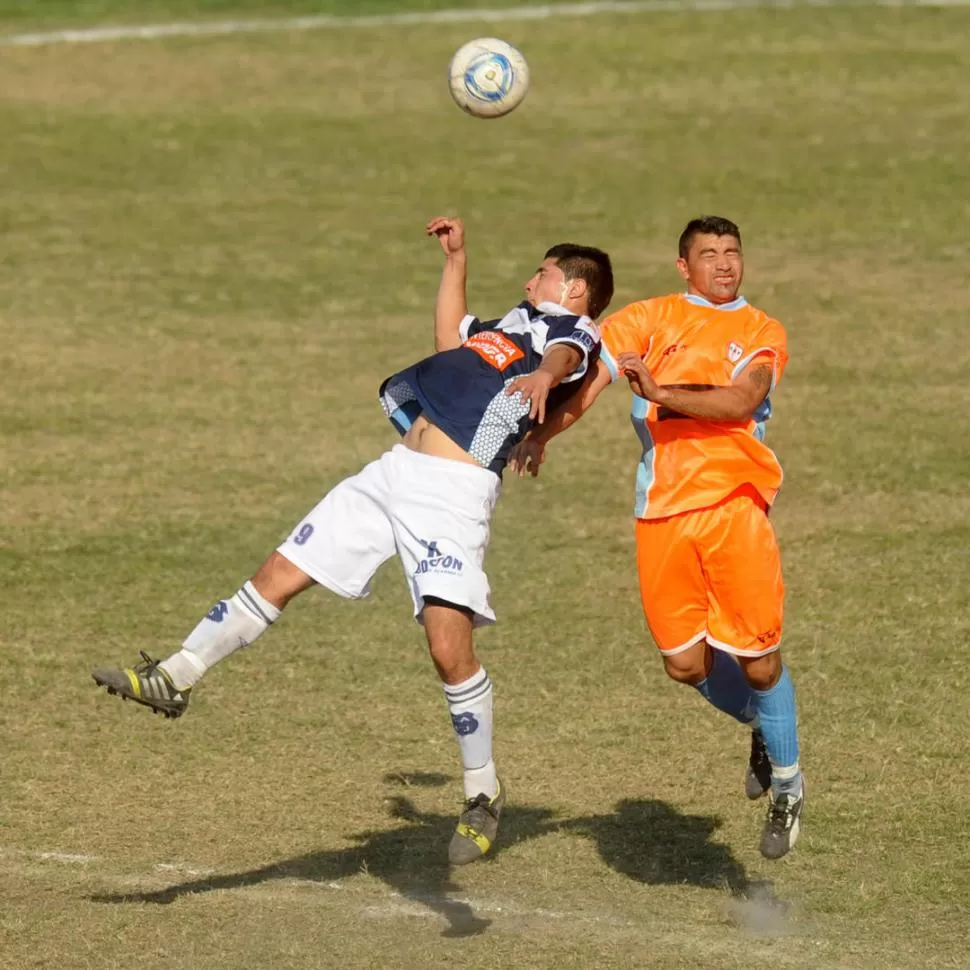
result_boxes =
[543,243,614,319]
[678,216,742,259]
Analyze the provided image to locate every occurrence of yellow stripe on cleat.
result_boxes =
[455,824,491,855]
[125,669,142,698]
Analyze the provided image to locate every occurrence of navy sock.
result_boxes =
[693,647,758,725]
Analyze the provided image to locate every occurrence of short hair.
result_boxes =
[544,243,614,319]
[678,216,742,259]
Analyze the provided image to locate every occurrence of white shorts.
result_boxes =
[278,444,502,626]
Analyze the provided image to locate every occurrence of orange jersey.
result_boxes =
[600,293,788,519]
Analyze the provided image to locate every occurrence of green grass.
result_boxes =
[0,0,582,27]
[2,3,969,969]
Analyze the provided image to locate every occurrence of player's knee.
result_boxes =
[251,551,313,610]
[738,651,782,691]
[662,653,707,686]
[428,640,478,683]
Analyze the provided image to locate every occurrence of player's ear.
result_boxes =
[675,257,690,282]
[567,277,588,302]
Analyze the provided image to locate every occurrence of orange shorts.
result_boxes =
[635,485,784,657]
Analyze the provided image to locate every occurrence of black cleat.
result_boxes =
[760,785,804,859]
[92,651,191,719]
[449,778,505,866]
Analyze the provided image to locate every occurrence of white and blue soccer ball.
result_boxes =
[448,38,530,119]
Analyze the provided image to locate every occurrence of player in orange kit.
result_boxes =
[511,217,804,859]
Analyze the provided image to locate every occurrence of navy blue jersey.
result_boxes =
[380,301,600,475]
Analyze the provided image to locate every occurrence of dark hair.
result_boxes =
[544,243,614,319]
[678,216,742,259]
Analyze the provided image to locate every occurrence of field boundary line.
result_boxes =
[0,845,637,928]
[1,0,968,48]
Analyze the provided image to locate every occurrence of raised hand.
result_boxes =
[426,216,466,257]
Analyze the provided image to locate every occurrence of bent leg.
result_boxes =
[637,514,756,722]
[663,641,759,725]
[702,491,801,801]
[661,639,708,685]
[159,553,309,690]
[252,550,316,609]
[162,456,399,691]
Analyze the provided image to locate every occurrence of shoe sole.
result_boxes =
[91,673,185,719]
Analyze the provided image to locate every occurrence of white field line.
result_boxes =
[0,0,968,48]
[153,862,217,876]
[37,851,97,863]
[1,845,634,927]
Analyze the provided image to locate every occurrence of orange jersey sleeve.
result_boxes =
[598,300,658,382]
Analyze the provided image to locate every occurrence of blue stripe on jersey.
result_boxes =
[601,344,620,382]
[631,394,656,518]
[379,301,600,475]
[752,395,772,442]
[389,400,421,434]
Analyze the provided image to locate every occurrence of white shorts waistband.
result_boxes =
[391,443,499,485]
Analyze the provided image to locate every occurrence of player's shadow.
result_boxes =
[563,798,749,894]
[90,785,753,935]
[89,792,557,939]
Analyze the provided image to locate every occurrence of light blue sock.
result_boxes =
[754,665,803,798]
[693,647,758,725]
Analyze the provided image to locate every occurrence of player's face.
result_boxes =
[524,258,569,307]
[677,233,744,304]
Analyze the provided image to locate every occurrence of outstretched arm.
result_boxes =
[427,216,468,352]
[508,358,612,477]
[617,352,774,422]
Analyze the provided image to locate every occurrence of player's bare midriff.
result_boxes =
[402,414,481,467]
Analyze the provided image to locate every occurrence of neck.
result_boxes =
[563,302,586,316]
[687,285,738,306]
[536,298,586,317]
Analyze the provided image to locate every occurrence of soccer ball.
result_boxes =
[447,38,530,119]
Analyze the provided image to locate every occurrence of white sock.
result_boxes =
[160,581,281,690]
[443,667,497,800]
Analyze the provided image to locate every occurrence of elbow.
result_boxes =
[554,348,583,381]
[722,387,764,423]
[731,401,760,423]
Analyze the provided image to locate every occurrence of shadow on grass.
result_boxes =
[89,795,557,938]
[563,798,749,892]
[90,786,757,936]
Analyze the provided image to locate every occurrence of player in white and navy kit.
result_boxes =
[92,217,614,866]
[381,301,600,476]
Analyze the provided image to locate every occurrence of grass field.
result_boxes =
[0,0,584,27]
[2,2,969,968]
